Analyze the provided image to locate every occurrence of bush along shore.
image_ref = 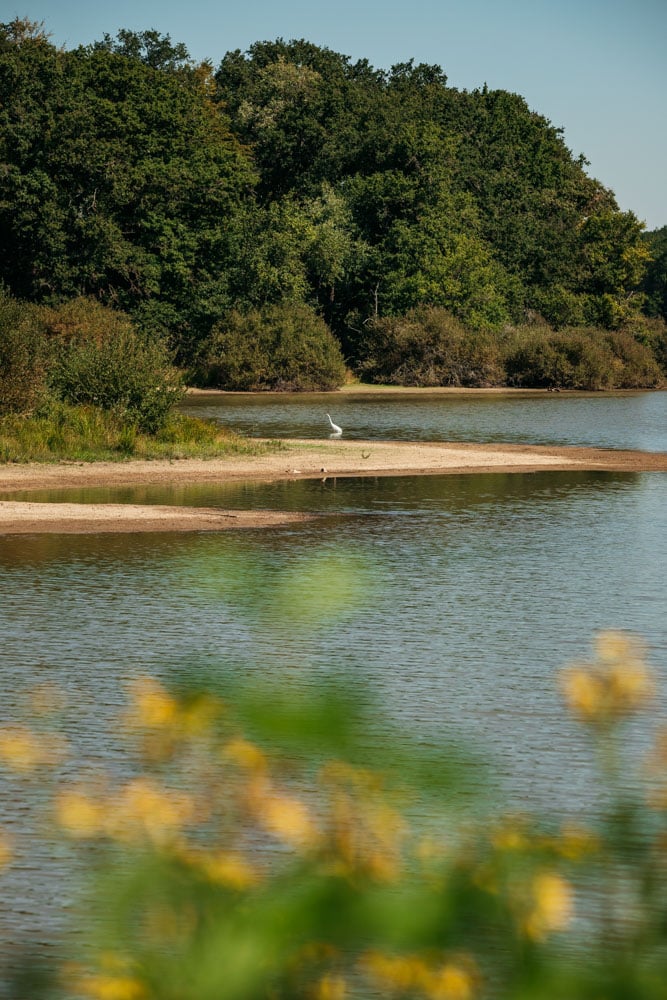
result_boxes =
[1,289,665,463]
[0,294,289,463]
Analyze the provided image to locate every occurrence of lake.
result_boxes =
[182,387,667,451]
[0,390,666,971]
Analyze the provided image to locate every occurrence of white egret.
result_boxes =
[326,413,342,436]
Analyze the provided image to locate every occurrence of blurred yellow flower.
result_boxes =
[72,974,146,1000]
[315,974,347,1000]
[491,817,529,852]
[259,792,319,849]
[560,668,604,720]
[108,778,196,846]
[322,762,406,881]
[0,725,66,772]
[362,951,427,992]
[223,737,267,773]
[56,789,105,839]
[123,679,222,764]
[523,871,573,941]
[70,953,147,1000]
[429,963,476,1000]
[126,677,178,729]
[58,778,200,846]
[199,851,259,890]
[0,830,13,869]
[560,631,654,725]
[362,952,477,999]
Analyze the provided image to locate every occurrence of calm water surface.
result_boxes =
[0,394,666,970]
[182,388,667,451]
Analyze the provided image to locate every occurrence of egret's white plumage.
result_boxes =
[326,413,342,436]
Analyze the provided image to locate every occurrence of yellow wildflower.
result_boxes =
[560,631,654,725]
[523,871,573,941]
[0,725,65,772]
[315,974,347,1000]
[70,953,147,1000]
[428,962,476,1000]
[560,668,604,721]
[491,816,530,852]
[73,974,146,1000]
[56,789,105,838]
[0,831,13,869]
[259,792,319,849]
[107,778,196,846]
[126,677,178,729]
[362,952,478,999]
[199,851,259,890]
[362,951,427,993]
[223,737,267,773]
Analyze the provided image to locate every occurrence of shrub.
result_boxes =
[42,298,184,433]
[193,303,346,391]
[355,306,504,387]
[603,329,663,388]
[0,289,48,414]
[504,325,662,390]
[625,316,667,378]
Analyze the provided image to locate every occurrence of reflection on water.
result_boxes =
[182,389,667,451]
[0,469,666,960]
[1,471,665,788]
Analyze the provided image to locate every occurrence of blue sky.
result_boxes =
[5,0,666,229]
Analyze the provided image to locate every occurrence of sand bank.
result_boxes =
[1,439,665,533]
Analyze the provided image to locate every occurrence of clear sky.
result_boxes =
[4,0,666,230]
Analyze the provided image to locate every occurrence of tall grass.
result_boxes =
[0,402,284,463]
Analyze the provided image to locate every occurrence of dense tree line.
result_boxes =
[0,19,665,392]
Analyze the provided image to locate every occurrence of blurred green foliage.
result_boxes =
[0,582,666,1000]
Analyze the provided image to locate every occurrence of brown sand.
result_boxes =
[1,438,665,534]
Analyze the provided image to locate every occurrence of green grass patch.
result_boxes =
[0,402,286,464]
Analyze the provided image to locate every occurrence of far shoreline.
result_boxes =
[185,384,667,398]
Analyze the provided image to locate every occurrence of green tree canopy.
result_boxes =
[0,26,659,378]
[641,226,667,322]
[0,22,255,356]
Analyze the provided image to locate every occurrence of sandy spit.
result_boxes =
[0,439,665,533]
[0,501,315,534]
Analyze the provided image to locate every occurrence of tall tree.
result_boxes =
[0,23,255,355]
[641,227,667,322]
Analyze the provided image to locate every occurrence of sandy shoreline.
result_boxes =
[0,501,315,534]
[1,439,665,533]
